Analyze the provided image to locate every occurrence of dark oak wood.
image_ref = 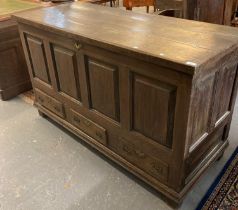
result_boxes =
[87,58,120,121]
[0,19,31,100]
[0,0,53,100]
[13,2,238,205]
[52,45,81,100]
[27,35,51,83]
[133,74,176,147]
[185,0,238,25]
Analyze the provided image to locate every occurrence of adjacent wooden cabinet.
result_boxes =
[157,0,238,25]
[14,2,238,205]
[0,19,31,100]
[0,0,55,100]
[185,0,238,25]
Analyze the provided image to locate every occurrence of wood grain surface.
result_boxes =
[13,2,238,74]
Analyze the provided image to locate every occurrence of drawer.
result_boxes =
[117,137,169,182]
[186,127,224,177]
[69,109,107,145]
[35,89,65,118]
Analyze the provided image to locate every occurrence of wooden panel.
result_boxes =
[0,20,31,100]
[132,74,176,147]
[190,75,215,146]
[87,58,120,121]
[214,65,237,123]
[26,35,51,84]
[52,45,81,100]
[0,42,28,87]
[35,89,65,118]
[69,109,107,145]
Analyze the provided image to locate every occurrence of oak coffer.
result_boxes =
[13,2,238,205]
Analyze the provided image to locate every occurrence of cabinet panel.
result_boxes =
[212,65,237,125]
[190,75,215,146]
[26,35,51,84]
[197,0,225,24]
[132,74,176,147]
[0,47,19,88]
[86,58,120,121]
[52,45,81,100]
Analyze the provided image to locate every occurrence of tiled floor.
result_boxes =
[0,93,237,210]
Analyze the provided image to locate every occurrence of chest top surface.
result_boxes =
[12,2,238,74]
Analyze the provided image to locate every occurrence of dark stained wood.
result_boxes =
[132,74,176,147]
[198,0,225,24]
[14,2,238,205]
[0,19,31,100]
[52,45,81,100]
[0,0,54,100]
[223,0,235,23]
[69,109,107,145]
[185,0,238,25]
[212,65,237,123]
[35,88,65,118]
[27,35,51,83]
[189,74,215,147]
[87,58,120,121]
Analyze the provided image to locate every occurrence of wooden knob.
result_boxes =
[83,120,91,127]
[73,116,81,123]
[135,150,145,158]
[95,131,102,139]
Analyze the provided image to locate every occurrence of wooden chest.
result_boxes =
[13,2,238,205]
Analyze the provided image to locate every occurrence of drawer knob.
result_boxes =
[95,131,102,139]
[122,144,145,158]
[73,116,81,123]
[122,145,132,154]
[83,120,91,127]
[74,42,82,51]
[38,96,44,103]
[135,150,145,158]
[151,162,163,174]
[54,106,60,112]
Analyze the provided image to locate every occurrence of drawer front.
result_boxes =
[69,109,107,145]
[35,89,65,118]
[186,126,224,177]
[117,137,169,182]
